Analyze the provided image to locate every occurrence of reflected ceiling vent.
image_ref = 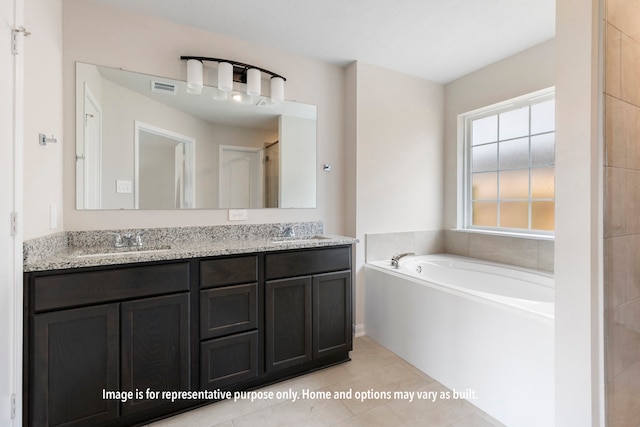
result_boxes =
[151,80,177,95]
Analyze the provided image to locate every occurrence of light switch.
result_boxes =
[228,209,248,221]
[116,180,133,194]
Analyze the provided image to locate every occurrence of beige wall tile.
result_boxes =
[607,361,640,427]
[606,24,622,98]
[604,236,640,309]
[365,232,414,262]
[444,230,469,257]
[605,167,627,237]
[621,33,640,107]
[608,0,640,43]
[537,239,555,272]
[630,171,640,234]
[414,230,445,255]
[607,301,640,380]
[468,234,538,269]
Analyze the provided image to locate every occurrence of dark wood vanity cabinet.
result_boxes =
[26,262,192,427]
[25,245,353,427]
[199,255,260,390]
[265,247,353,373]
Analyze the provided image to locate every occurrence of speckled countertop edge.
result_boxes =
[24,223,358,272]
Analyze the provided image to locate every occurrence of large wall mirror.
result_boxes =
[75,62,317,210]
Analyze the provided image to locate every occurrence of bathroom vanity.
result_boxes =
[23,224,355,427]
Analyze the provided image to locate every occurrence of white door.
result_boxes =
[1,0,23,425]
[82,86,102,209]
[219,146,263,209]
[174,143,184,208]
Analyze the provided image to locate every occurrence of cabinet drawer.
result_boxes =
[200,283,257,340]
[265,246,351,280]
[33,262,191,312]
[200,256,258,289]
[200,331,258,390]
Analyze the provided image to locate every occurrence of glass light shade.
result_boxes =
[218,62,233,92]
[246,68,261,97]
[270,76,284,104]
[186,59,203,94]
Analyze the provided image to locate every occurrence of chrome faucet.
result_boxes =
[106,231,146,248]
[281,225,296,238]
[390,252,415,268]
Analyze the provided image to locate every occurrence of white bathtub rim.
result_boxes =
[365,256,554,321]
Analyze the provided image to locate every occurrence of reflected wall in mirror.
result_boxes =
[75,62,317,210]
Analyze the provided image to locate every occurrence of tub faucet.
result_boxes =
[391,252,415,268]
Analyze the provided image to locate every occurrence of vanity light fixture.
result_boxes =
[180,56,286,105]
[186,59,203,94]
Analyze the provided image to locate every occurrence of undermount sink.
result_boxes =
[72,245,172,258]
[270,235,331,244]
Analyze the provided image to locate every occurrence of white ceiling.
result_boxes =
[95,0,555,84]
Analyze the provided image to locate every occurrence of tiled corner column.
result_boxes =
[604,1,640,425]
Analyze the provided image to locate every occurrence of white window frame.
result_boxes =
[460,87,555,237]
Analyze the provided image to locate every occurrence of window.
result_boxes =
[463,89,555,234]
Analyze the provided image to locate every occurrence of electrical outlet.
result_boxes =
[116,180,133,194]
[228,209,248,221]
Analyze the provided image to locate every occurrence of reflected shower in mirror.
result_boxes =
[75,62,317,210]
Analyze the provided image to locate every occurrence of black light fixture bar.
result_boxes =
[180,56,286,81]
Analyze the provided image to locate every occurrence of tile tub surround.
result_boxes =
[146,336,504,427]
[444,230,554,272]
[365,229,553,272]
[23,222,358,272]
[604,0,640,425]
[365,230,444,262]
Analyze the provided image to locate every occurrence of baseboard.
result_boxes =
[353,323,365,337]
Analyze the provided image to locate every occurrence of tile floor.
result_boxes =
[147,336,504,427]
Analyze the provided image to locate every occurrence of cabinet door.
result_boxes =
[32,304,119,427]
[265,277,312,372]
[121,293,190,416]
[200,283,257,340]
[313,271,352,358]
[200,331,258,389]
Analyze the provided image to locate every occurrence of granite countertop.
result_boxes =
[23,222,357,272]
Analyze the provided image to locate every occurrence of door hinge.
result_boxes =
[10,393,16,419]
[12,27,31,55]
[10,212,18,237]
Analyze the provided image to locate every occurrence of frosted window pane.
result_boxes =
[500,202,529,229]
[472,143,497,172]
[531,133,555,166]
[472,172,497,199]
[499,137,529,169]
[473,201,497,227]
[499,106,529,140]
[531,100,555,134]
[531,168,554,198]
[532,201,555,230]
[472,115,498,145]
[499,169,529,199]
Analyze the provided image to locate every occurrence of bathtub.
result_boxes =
[365,254,554,427]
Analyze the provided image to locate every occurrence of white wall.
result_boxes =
[60,0,347,234]
[444,40,556,229]
[351,61,444,329]
[23,0,63,240]
[555,0,603,425]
